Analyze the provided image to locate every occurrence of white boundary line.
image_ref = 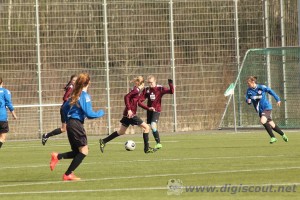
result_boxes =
[0,154,286,170]
[0,182,299,195]
[0,166,299,189]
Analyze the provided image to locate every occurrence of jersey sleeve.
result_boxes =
[80,93,105,119]
[63,85,73,102]
[138,89,149,110]
[245,89,251,104]
[4,89,14,112]
[161,82,174,95]
[124,87,139,111]
[263,85,280,102]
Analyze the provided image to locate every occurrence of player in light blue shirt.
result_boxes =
[0,77,17,149]
[246,76,288,144]
[49,73,105,181]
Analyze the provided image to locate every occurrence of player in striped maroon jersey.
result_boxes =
[138,75,174,149]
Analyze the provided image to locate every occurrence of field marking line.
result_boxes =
[4,140,179,149]
[0,182,299,195]
[0,154,286,170]
[0,166,299,188]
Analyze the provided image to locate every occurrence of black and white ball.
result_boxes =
[125,140,136,151]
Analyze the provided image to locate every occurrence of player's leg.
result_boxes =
[99,117,128,153]
[62,119,87,181]
[63,145,87,181]
[269,120,288,142]
[42,108,66,145]
[260,111,276,144]
[147,111,162,149]
[0,121,9,149]
[139,121,153,153]
[0,133,6,149]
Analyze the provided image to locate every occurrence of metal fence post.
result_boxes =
[103,0,111,134]
[35,0,43,137]
[169,0,177,132]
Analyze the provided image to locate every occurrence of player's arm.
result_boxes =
[245,90,251,104]
[138,89,150,110]
[265,86,281,106]
[63,85,73,101]
[4,90,17,119]
[124,87,138,112]
[161,79,174,95]
[81,93,105,119]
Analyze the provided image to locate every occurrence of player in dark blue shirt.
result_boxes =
[0,78,17,149]
[49,73,105,181]
[246,76,288,144]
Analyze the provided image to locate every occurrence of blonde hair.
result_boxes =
[147,75,156,81]
[130,76,144,86]
[70,73,90,106]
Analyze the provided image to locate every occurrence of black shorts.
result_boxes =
[0,121,9,134]
[120,116,144,127]
[60,107,66,124]
[66,118,87,152]
[259,110,272,121]
[146,111,160,124]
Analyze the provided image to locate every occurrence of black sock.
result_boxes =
[65,152,86,176]
[152,131,160,143]
[0,141,2,149]
[58,151,77,160]
[45,128,62,138]
[263,123,275,138]
[103,131,119,143]
[143,133,149,152]
[272,125,284,136]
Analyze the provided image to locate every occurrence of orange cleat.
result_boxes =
[50,152,59,171]
[63,173,81,181]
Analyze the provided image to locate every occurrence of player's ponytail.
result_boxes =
[0,77,2,85]
[131,76,144,86]
[70,73,90,106]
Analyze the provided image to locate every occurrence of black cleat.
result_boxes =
[99,139,105,153]
[42,134,48,146]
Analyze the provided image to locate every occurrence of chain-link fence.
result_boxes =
[0,0,299,139]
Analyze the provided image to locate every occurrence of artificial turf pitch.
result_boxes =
[0,130,299,200]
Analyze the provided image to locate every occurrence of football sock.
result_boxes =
[65,152,86,176]
[103,131,119,143]
[143,133,149,151]
[272,125,284,136]
[152,131,160,143]
[263,123,275,138]
[45,128,62,138]
[58,151,77,160]
[0,141,2,149]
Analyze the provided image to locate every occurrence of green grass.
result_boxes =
[0,130,299,200]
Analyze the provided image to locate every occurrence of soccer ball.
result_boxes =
[125,140,136,151]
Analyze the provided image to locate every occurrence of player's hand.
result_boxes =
[168,79,173,84]
[247,99,251,104]
[149,107,155,112]
[127,110,133,118]
[277,101,281,107]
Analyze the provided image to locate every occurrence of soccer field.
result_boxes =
[0,130,299,200]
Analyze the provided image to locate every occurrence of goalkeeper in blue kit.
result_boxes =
[246,76,288,144]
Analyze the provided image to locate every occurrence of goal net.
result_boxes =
[220,47,300,129]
